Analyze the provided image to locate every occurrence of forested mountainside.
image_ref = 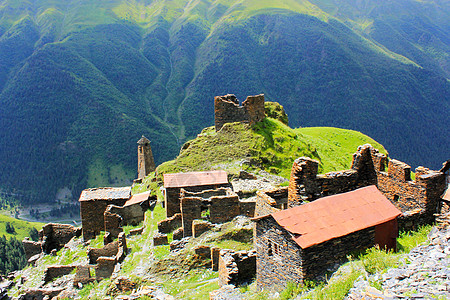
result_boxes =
[0,0,448,203]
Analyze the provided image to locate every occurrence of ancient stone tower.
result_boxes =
[137,136,155,179]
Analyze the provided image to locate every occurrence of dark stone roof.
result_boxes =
[79,187,131,202]
[137,135,150,145]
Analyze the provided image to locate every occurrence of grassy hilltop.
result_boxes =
[0,0,448,204]
[135,112,387,194]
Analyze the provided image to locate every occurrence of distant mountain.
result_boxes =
[0,0,448,203]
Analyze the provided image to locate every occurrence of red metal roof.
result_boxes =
[163,170,228,188]
[271,185,402,249]
[124,191,150,207]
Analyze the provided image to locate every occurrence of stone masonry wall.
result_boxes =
[218,249,256,287]
[209,195,240,223]
[22,238,42,261]
[88,240,119,264]
[255,187,288,217]
[104,201,148,240]
[158,213,182,234]
[302,227,375,281]
[180,197,203,237]
[43,265,76,283]
[40,223,81,254]
[287,144,446,225]
[81,199,127,241]
[104,208,123,241]
[214,94,265,131]
[165,184,229,218]
[255,217,303,291]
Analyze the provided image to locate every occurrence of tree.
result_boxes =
[28,228,39,241]
[5,222,16,234]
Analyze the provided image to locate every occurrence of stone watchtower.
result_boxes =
[137,136,155,179]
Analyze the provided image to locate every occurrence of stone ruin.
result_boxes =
[157,187,256,239]
[214,94,265,131]
[22,223,81,263]
[79,187,153,241]
[256,144,447,231]
[218,249,256,287]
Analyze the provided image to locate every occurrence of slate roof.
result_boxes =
[124,191,151,207]
[271,185,402,249]
[79,187,132,202]
[137,135,150,145]
[163,170,228,188]
[442,186,450,201]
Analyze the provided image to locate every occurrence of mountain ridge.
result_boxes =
[0,0,448,203]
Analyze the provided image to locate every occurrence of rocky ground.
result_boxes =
[347,222,450,300]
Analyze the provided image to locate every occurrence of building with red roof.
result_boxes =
[254,185,402,290]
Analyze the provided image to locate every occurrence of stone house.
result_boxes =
[79,187,132,240]
[163,170,230,218]
[254,185,402,290]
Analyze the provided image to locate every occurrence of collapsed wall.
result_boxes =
[214,94,265,131]
[287,144,447,229]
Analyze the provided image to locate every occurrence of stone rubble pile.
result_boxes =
[347,225,450,300]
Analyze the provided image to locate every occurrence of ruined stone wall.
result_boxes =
[40,223,81,253]
[88,240,119,264]
[104,208,123,241]
[180,197,203,237]
[239,200,256,217]
[218,249,256,287]
[22,238,42,261]
[210,195,240,223]
[287,144,446,223]
[165,184,229,218]
[158,213,182,234]
[255,217,303,291]
[255,187,288,217]
[214,94,265,131]
[81,199,127,241]
[44,265,76,283]
[302,227,375,281]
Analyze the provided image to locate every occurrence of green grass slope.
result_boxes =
[156,118,387,179]
[0,0,447,205]
[0,213,43,240]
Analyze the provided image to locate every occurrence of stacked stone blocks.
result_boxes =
[214,94,265,131]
